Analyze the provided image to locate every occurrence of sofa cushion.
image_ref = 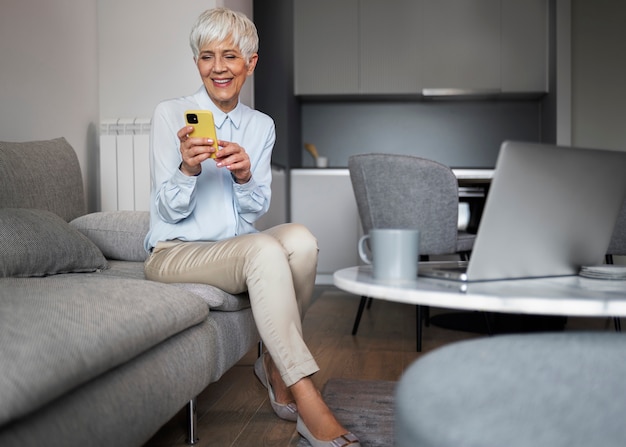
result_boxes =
[173,282,251,311]
[102,260,251,311]
[0,274,209,426]
[70,211,150,262]
[0,208,108,277]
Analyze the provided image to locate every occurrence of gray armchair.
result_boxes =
[348,153,476,351]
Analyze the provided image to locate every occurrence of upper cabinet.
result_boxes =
[294,0,548,96]
[359,0,424,94]
[501,0,548,92]
[294,0,360,95]
[420,0,501,92]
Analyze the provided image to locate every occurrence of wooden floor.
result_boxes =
[143,285,614,447]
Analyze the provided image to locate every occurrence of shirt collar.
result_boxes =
[193,86,243,131]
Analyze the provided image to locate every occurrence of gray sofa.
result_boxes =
[0,138,260,446]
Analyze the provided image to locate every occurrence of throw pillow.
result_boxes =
[0,208,108,277]
[70,211,150,262]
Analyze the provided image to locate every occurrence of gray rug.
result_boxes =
[297,378,396,447]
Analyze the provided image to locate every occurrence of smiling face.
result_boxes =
[196,37,258,113]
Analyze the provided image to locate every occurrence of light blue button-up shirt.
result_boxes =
[144,87,275,252]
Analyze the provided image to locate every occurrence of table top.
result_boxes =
[334,265,626,317]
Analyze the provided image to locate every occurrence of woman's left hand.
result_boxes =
[214,140,252,184]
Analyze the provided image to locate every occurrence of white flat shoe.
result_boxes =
[297,416,361,447]
[254,353,298,421]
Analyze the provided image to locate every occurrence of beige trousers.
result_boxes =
[144,223,319,386]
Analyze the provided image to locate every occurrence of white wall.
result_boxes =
[0,0,99,209]
[98,0,254,121]
[0,0,253,212]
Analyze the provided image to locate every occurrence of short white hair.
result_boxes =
[189,8,258,62]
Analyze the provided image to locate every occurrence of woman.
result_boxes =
[143,8,360,447]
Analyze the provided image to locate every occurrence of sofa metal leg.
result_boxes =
[186,398,199,445]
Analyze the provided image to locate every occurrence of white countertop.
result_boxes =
[292,168,493,179]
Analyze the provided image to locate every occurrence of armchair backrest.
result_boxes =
[348,153,459,256]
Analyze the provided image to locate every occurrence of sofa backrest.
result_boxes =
[0,138,86,222]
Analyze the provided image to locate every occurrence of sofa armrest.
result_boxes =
[70,211,150,261]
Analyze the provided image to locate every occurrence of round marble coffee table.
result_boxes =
[333,265,626,317]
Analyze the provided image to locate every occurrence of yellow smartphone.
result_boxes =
[184,110,219,158]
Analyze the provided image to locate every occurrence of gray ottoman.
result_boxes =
[395,332,626,447]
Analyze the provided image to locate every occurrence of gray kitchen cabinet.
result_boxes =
[359,0,423,94]
[290,169,362,284]
[294,0,548,96]
[501,0,548,92]
[420,0,501,92]
[295,0,421,95]
[294,0,359,95]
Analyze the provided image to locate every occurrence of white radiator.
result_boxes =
[99,118,151,211]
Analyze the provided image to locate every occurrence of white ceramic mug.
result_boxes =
[358,228,420,281]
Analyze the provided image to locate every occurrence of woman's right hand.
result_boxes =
[177,125,217,176]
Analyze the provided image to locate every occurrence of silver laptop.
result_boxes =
[419,140,626,282]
